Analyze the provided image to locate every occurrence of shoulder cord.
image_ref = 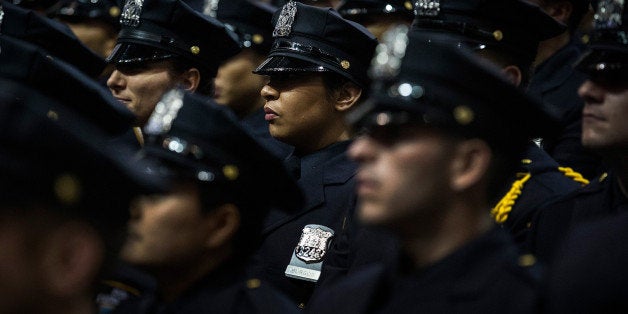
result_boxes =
[491,173,532,224]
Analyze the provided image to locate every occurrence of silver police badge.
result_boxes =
[285,224,334,282]
[595,0,624,29]
[144,89,185,136]
[203,0,220,17]
[120,0,143,27]
[415,0,440,17]
[273,1,297,37]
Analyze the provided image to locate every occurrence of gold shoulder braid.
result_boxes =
[557,167,589,185]
[491,172,531,224]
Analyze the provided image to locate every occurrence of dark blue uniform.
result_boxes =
[527,172,626,263]
[497,144,583,246]
[249,140,357,305]
[307,228,541,314]
[528,36,604,180]
[240,108,293,159]
[111,262,298,314]
[546,211,628,313]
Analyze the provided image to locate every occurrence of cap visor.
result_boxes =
[106,43,176,64]
[253,56,331,74]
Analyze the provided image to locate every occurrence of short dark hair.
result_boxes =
[476,47,533,89]
[540,0,590,32]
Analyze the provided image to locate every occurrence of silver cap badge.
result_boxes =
[273,1,297,37]
[415,0,440,17]
[120,0,144,27]
[595,0,624,29]
[144,89,185,136]
[369,24,410,79]
[203,0,220,17]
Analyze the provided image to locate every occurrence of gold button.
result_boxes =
[518,254,536,267]
[298,303,306,309]
[246,278,261,289]
[223,165,239,181]
[109,6,121,17]
[340,60,350,70]
[404,1,413,10]
[54,174,82,206]
[599,172,608,182]
[493,30,503,41]
[581,34,590,44]
[190,46,201,55]
[521,159,532,165]
[453,105,474,125]
[526,222,532,228]
[47,110,59,121]
[252,34,264,45]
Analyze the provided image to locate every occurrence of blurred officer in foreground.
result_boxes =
[307,30,558,314]
[0,26,163,314]
[51,0,121,59]
[251,1,378,306]
[530,0,628,265]
[105,0,240,127]
[106,90,303,313]
[527,0,603,180]
[337,0,414,39]
[2,0,107,78]
[213,0,293,158]
[412,0,586,247]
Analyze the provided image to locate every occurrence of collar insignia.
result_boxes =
[120,0,144,27]
[273,1,297,37]
[415,0,440,17]
[595,0,624,29]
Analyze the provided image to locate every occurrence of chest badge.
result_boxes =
[285,224,335,282]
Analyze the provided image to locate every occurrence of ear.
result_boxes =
[544,1,573,25]
[501,65,522,87]
[449,139,492,193]
[203,203,241,249]
[179,68,201,92]
[333,82,363,112]
[40,222,103,297]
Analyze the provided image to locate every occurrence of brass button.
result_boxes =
[190,46,201,55]
[246,278,261,289]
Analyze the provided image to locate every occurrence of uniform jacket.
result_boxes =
[546,211,628,313]
[248,140,357,305]
[111,262,297,314]
[306,228,541,314]
[240,107,292,159]
[502,144,582,246]
[527,171,628,263]
[528,36,603,179]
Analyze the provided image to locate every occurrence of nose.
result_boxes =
[261,83,279,102]
[348,135,377,163]
[107,69,126,93]
[578,80,605,106]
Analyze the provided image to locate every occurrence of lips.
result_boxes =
[582,108,605,122]
[264,106,279,121]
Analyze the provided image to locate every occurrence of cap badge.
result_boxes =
[203,0,220,18]
[144,89,185,135]
[595,0,624,29]
[369,24,409,79]
[415,0,440,17]
[120,0,143,27]
[273,1,297,37]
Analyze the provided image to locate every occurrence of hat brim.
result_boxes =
[106,42,176,64]
[575,46,628,77]
[253,55,331,74]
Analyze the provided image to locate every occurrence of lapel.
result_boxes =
[262,141,356,234]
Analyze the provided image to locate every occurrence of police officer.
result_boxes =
[52,0,121,59]
[0,23,163,313]
[412,0,586,247]
[307,30,557,314]
[105,89,303,313]
[105,0,240,127]
[251,1,377,306]
[212,0,293,159]
[529,0,628,264]
[337,0,415,39]
[527,0,603,180]
[2,0,107,78]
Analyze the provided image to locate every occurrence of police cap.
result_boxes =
[411,0,565,65]
[575,0,628,80]
[1,1,106,77]
[106,0,241,78]
[254,1,378,88]
[214,0,277,54]
[52,0,122,30]
[337,0,415,23]
[353,28,559,153]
